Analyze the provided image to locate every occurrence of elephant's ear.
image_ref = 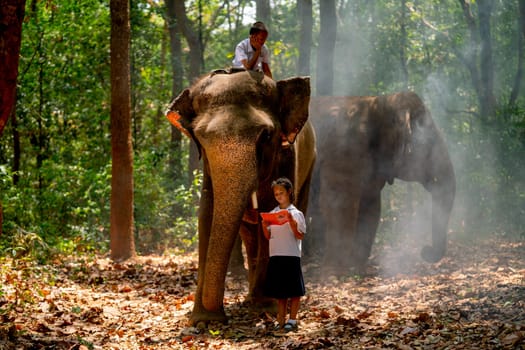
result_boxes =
[166,88,196,141]
[277,77,311,144]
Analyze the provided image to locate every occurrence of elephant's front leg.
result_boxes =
[352,186,382,271]
[319,170,361,275]
[421,172,456,263]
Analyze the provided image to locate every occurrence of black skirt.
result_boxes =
[264,256,305,299]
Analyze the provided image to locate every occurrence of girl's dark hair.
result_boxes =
[271,177,294,201]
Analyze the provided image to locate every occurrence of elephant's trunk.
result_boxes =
[421,156,456,263]
[202,142,258,312]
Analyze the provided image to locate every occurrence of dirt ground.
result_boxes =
[1,236,524,349]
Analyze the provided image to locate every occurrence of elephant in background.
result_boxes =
[308,92,455,273]
[166,70,316,324]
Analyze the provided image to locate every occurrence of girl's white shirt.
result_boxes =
[267,204,306,257]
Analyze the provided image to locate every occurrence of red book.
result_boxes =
[260,210,290,226]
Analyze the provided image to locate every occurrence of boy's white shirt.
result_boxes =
[267,204,306,257]
[232,38,270,71]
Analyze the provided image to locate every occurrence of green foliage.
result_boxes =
[440,95,525,239]
[1,0,524,262]
[1,228,49,261]
[0,161,111,257]
[168,170,202,249]
[133,144,201,254]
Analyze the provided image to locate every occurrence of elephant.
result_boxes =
[308,92,455,273]
[166,70,316,324]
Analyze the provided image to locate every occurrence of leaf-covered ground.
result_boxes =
[1,237,524,349]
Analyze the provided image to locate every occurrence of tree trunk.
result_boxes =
[477,0,496,120]
[297,0,313,76]
[399,0,413,216]
[166,0,184,181]
[172,0,203,183]
[399,0,409,90]
[152,24,168,148]
[110,0,136,261]
[172,1,202,83]
[316,0,337,96]
[509,0,525,106]
[189,143,200,186]
[458,0,484,118]
[0,0,25,137]
[36,31,45,190]
[256,0,271,25]
[12,108,20,185]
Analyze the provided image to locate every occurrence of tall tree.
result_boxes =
[510,0,525,106]
[316,0,337,95]
[172,1,202,84]
[457,0,495,120]
[408,1,496,119]
[0,0,25,236]
[256,0,270,25]
[509,0,525,106]
[110,0,136,260]
[172,0,203,181]
[166,0,184,182]
[297,0,313,76]
[477,0,496,120]
[0,0,26,136]
[399,0,409,89]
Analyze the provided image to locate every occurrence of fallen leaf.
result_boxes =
[119,284,132,293]
[319,309,331,318]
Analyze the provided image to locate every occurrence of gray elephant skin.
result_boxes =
[167,71,316,324]
[308,92,455,273]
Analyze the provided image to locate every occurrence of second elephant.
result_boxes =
[309,92,456,273]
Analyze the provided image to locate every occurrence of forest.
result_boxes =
[0,0,524,349]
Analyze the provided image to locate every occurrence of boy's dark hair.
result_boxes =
[271,177,294,201]
[250,21,268,35]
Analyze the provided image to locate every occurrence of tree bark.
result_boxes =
[0,0,26,136]
[166,0,184,181]
[509,0,525,106]
[12,108,20,185]
[172,1,202,82]
[457,0,484,118]
[172,0,203,183]
[477,0,496,120]
[110,0,136,261]
[256,0,271,25]
[316,0,337,96]
[297,0,313,76]
[399,0,409,90]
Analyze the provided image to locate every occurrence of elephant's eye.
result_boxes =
[258,129,273,144]
[256,128,275,160]
[256,128,276,180]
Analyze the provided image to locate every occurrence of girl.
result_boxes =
[261,177,306,332]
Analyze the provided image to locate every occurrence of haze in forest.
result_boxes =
[0,1,522,267]
[296,2,524,275]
